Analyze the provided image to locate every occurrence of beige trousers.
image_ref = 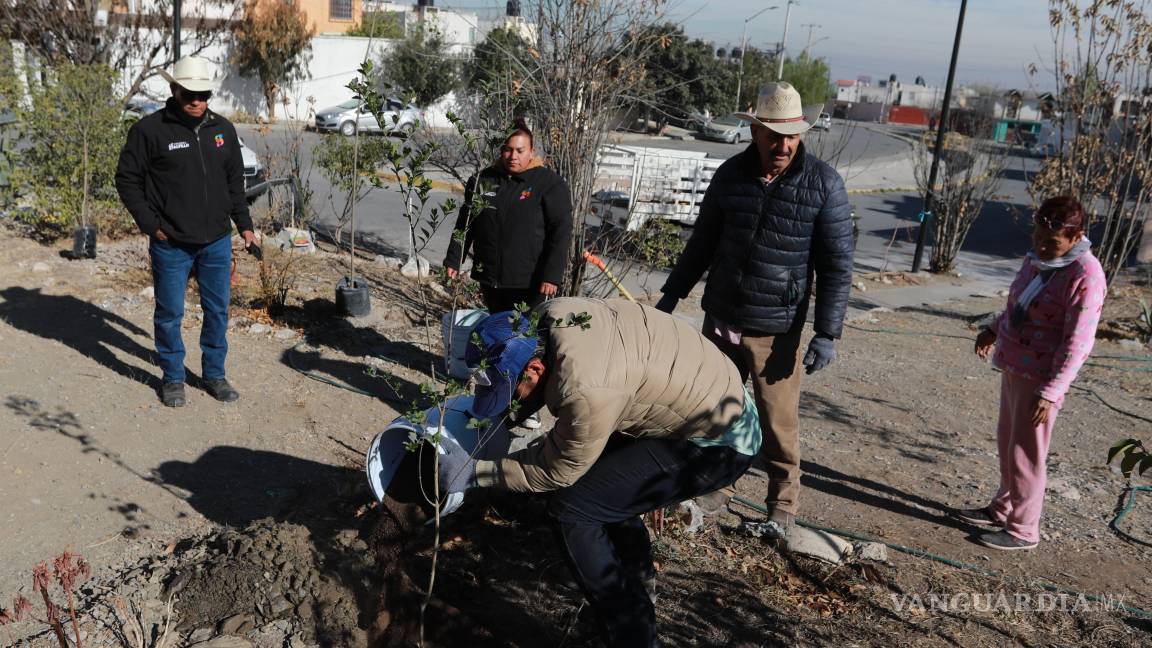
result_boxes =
[703,323,805,516]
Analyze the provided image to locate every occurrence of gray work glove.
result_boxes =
[803,334,836,374]
[655,294,679,313]
[434,434,477,495]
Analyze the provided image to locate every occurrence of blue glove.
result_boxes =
[435,434,477,495]
[655,294,679,313]
[803,334,836,374]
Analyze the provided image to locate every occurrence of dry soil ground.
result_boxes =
[1,230,1151,647]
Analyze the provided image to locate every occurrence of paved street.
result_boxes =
[236,122,1038,306]
[238,121,917,268]
[613,119,909,163]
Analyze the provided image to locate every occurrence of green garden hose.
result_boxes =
[1110,485,1152,548]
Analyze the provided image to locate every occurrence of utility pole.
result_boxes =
[173,0,182,60]
[776,0,796,81]
[736,5,779,111]
[802,23,821,59]
[911,0,968,273]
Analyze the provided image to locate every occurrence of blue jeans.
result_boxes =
[548,436,754,647]
[149,234,232,384]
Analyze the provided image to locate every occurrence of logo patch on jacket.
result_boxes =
[168,141,191,151]
[214,134,225,148]
[519,188,533,200]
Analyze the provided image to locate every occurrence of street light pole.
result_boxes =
[736,5,778,112]
[173,0,182,60]
[802,23,821,59]
[911,0,968,273]
[776,0,796,80]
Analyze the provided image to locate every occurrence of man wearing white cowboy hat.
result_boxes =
[116,56,258,407]
[657,82,855,538]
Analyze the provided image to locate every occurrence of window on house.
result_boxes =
[330,0,353,21]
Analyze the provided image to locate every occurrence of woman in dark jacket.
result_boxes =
[443,121,573,312]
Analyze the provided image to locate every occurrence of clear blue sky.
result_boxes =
[670,0,1054,89]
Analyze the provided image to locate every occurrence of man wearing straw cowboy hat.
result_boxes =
[656,82,855,539]
[116,56,257,407]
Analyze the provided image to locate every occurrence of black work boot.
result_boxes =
[204,378,239,403]
[161,382,186,408]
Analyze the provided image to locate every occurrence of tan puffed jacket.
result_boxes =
[474,298,746,492]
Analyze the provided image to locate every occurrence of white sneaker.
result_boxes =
[520,412,541,429]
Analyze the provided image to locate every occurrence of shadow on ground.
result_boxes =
[5,395,172,538]
[0,287,166,388]
[861,194,1033,261]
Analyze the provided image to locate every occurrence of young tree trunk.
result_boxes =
[263,80,277,121]
[80,137,89,228]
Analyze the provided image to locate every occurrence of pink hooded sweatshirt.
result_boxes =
[991,251,1107,403]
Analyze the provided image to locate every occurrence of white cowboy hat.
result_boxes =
[159,56,219,93]
[734,82,822,135]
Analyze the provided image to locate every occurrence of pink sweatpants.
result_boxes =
[987,372,1062,543]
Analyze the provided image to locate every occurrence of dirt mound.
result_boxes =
[54,517,373,648]
[169,520,366,646]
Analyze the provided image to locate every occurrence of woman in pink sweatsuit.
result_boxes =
[955,196,1107,551]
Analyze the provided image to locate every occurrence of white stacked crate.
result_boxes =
[594,145,722,231]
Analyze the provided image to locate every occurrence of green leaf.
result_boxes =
[1108,439,1139,464]
[1120,451,1143,477]
[1139,455,1152,476]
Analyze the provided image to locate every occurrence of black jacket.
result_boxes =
[115,99,252,244]
[443,161,573,289]
[662,143,854,337]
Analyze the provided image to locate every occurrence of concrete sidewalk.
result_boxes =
[840,154,917,193]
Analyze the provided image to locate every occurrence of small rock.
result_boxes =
[32,262,51,272]
[138,286,155,299]
[375,254,403,269]
[191,637,254,648]
[217,614,254,636]
[187,627,214,643]
[853,281,866,292]
[1118,339,1146,351]
[996,289,1010,297]
[269,596,293,616]
[400,255,432,278]
[248,323,272,335]
[855,541,889,563]
[273,328,298,340]
[1048,477,1082,501]
[786,526,853,564]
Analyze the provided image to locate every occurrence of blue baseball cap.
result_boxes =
[465,311,539,419]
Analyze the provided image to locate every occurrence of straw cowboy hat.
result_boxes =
[734,82,823,135]
[159,56,219,93]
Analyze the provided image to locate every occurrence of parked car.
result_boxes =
[313,98,422,136]
[699,115,751,143]
[664,108,711,133]
[237,137,268,203]
[589,189,631,229]
[813,112,833,131]
[122,97,164,123]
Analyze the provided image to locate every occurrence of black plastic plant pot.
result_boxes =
[336,275,371,317]
[71,225,97,259]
